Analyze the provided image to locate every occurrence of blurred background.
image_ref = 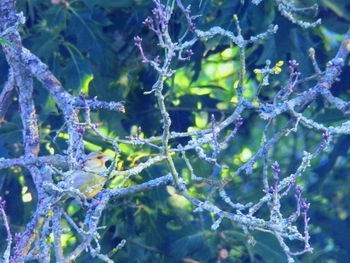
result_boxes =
[1,0,350,262]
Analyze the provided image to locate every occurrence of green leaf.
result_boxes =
[0,37,12,48]
[80,73,94,96]
[321,0,350,22]
[169,231,206,258]
[194,111,208,128]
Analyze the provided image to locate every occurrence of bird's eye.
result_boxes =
[97,155,103,159]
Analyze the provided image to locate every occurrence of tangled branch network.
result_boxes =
[0,0,349,262]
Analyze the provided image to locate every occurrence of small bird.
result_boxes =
[71,151,111,198]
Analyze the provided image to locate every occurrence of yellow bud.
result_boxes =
[273,67,281,74]
[47,210,53,217]
[252,99,260,108]
[253,69,260,74]
[233,14,238,21]
[309,48,315,56]
[276,61,284,67]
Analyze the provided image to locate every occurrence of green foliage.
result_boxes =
[0,37,12,47]
[1,0,350,262]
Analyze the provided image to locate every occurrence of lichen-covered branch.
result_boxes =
[0,0,348,262]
